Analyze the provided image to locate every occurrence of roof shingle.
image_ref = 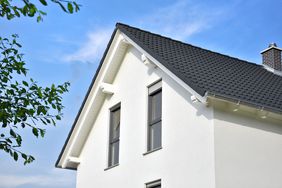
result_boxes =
[117,23,282,113]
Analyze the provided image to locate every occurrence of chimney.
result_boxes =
[261,43,282,71]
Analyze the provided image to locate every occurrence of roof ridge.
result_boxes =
[116,22,262,68]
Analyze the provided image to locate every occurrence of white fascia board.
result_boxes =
[60,31,128,169]
[121,32,208,104]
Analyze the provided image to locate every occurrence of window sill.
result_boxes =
[143,147,162,156]
[104,163,119,171]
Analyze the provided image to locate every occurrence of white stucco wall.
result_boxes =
[76,46,215,188]
[214,107,282,188]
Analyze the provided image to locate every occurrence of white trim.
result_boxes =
[191,95,199,103]
[263,64,282,76]
[100,82,115,94]
[148,80,162,94]
[60,31,129,169]
[121,38,130,45]
[121,33,208,104]
[211,106,216,188]
[68,157,81,164]
[141,54,148,62]
[260,46,282,54]
[142,54,156,68]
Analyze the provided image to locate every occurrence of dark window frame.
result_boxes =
[147,80,162,152]
[146,179,161,188]
[108,103,121,167]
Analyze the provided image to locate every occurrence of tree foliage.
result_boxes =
[0,0,79,164]
[0,35,70,164]
[0,0,80,22]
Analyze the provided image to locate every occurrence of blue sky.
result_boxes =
[1,0,282,187]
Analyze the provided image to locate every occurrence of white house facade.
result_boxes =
[56,23,282,188]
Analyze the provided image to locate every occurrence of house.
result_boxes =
[56,23,282,188]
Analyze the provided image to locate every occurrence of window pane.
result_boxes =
[109,141,119,166]
[149,91,162,122]
[149,121,162,150]
[109,104,120,167]
[111,109,120,140]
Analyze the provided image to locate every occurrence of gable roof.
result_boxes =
[56,23,282,170]
[117,23,282,113]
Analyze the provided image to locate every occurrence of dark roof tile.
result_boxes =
[117,23,282,113]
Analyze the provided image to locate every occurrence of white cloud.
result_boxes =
[138,0,225,40]
[0,169,75,188]
[63,28,112,63]
[64,1,225,63]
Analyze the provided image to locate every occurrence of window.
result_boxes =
[147,81,162,151]
[146,180,161,188]
[108,103,121,167]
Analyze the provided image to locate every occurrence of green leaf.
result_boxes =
[6,138,12,144]
[37,15,42,22]
[21,123,26,128]
[16,135,22,146]
[73,2,80,12]
[57,2,67,12]
[39,0,48,6]
[10,150,13,157]
[10,129,16,137]
[28,6,36,17]
[22,80,28,87]
[37,88,43,98]
[40,118,47,125]
[32,128,39,137]
[45,118,51,124]
[39,129,45,137]
[67,3,73,13]
[51,103,56,109]
[51,118,56,126]
[13,9,20,17]
[21,153,27,160]
[55,115,61,120]
[39,10,47,16]
[13,152,18,161]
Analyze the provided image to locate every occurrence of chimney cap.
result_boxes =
[269,42,277,47]
[261,42,282,54]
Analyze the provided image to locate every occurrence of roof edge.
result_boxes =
[117,23,207,97]
[208,92,282,115]
[55,27,118,169]
[116,23,261,68]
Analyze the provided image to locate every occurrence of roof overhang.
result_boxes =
[208,95,282,122]
[56,29,130,169]
[56,24,282,170]
[56,26,210,170]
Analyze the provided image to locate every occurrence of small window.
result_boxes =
[147,81,162,151]
[146,180,161,188]
[108,103,121,167]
